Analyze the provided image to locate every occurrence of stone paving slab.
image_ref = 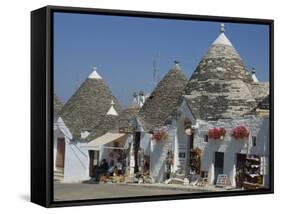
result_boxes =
[124,183,232,192]
[53,183,209,201]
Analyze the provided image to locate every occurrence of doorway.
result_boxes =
[89,150,100,177]
[56,138,65,168]
[134,132,141,173]
[214,152,224,184]
[236,153,246,188]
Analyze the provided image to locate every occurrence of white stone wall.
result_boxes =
[140,132,151,156]
[193,116,269,187]
[174,118,189,173]
[173,100,196,174]
[149,127,175,183]
[63,141,90,183]
[53,117,89,183]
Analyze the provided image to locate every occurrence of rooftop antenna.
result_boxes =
[153,51,160,87]
[75,71,80,91]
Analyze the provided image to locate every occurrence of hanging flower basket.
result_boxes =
[208,127,226,140]
[231,125,249,140]
[152,128,168,142]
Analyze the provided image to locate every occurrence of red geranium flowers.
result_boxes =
[231,125,249,140]
[208,127,226,140]
[152,128,168,142]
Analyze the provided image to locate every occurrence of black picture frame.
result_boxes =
[31,5,274,208]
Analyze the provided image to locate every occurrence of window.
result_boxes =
[204,134,208,142]
[252,136,257,147]
[178,152,186,158]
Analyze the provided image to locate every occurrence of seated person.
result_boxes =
[108,159,115,176]
[100,159,109,174]
[116,161,123,175]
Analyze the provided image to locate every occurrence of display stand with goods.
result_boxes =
[190,148,201,174]
[243,155,263,189]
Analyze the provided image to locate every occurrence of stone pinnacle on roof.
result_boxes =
[220,23,225,33]
[212,23,233,46]
[106,100,119,116]
[251,67,259,82]
[88,66,102,79]
[171,60,182,70]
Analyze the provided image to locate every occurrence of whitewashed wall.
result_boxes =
[63,141,90,183]
[174,118,189,173]
[194,116,269,187]
[140,132,151,155]
[53,117,89,183]
[173,100,196,173]
[149,127,175,182]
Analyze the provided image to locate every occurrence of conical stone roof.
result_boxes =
[190,24,253,83]
[60,67,122,139]
[184,79,257,119]
[185,24,257,120]
[138,62,188,131]
[54,94,63,117]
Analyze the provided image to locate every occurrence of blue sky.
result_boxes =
[54,12,269,107]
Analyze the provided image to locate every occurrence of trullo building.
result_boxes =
[135,24,270,189]
[54,67,123,182]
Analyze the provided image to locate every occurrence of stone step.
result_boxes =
[54,167,64,172]
[54,167,64,182]
[54,173,64,178]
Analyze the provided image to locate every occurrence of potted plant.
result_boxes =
[231,125,249,141]
[208,127,226,140]
[152,127,168,142]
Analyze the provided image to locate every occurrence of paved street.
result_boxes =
[53,183,208,201]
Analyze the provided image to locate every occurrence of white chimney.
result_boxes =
[81,130,91,139]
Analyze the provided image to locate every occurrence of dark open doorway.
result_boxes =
[134,131,141,173]
[56,138,65,168]
[89,150,100,177]
[214,152,224,184]
[236,153,247,188]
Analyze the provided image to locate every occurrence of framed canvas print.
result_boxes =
[31,5,274,207]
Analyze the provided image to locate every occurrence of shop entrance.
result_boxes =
[214,152,224,184]
[56,138,65,168]
[236,153,246,188]
[134,132,141,173]
[89,150,100,177]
